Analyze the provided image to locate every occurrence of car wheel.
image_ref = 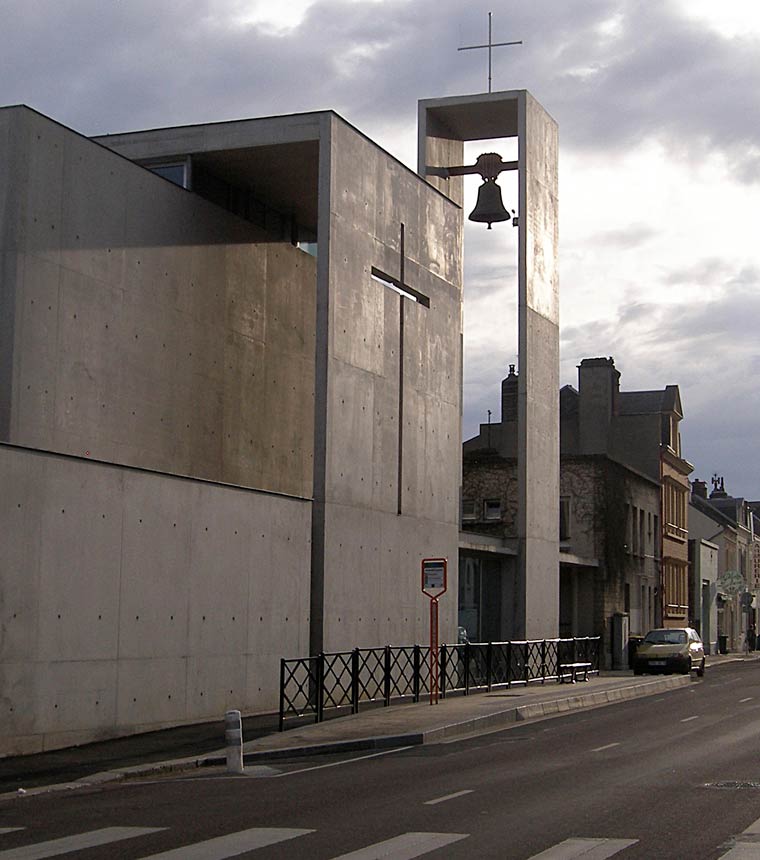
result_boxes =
[696,658,705,677]
[634,668,643,676]
[684,657,692,675]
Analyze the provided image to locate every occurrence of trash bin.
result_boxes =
[718,634,728,654]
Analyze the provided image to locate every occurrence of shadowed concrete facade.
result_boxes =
[0,105,462,754]
[419,91,560,639]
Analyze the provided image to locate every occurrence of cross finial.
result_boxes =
[458,12,522,94]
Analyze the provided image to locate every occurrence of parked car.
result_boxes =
[632,627,705,677]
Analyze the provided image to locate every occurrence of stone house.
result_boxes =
[462,358,689,667]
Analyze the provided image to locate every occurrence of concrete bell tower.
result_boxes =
[417,91,560,639]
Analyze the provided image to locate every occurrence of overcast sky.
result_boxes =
[2,0,758,498]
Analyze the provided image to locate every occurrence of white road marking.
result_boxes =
[276,746,414,778]
[717,812,760,857]
[740,697,753,703]
[680,716,699,722]
[424,790,473,805]
[138,828,313,859]
[527,837,638,859]
[0,827,164,859]
[329,832,468,859]
[591,743,620,753]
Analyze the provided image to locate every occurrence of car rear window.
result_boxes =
[644,630,687,644]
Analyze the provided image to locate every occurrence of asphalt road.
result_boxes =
[3,662,760,859]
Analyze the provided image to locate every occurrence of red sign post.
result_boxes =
[421,557,448,705]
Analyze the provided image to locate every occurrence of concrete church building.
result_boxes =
[0,89,558,753]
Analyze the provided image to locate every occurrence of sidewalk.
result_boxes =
[3,652,755,798]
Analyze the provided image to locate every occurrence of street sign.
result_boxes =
[421,558,447,597]
[421,557,448,706]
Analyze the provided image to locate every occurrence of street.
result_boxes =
[3,662,760,859]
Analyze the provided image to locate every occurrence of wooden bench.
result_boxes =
[558,662,592,684]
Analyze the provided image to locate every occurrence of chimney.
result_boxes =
[501,364,518,422]
[577,357,620,454]
[692,479,708,499]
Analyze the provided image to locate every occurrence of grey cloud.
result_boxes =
[4,0,759,178]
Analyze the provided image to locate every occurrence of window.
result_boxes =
[144,159,190,189]
[639,509,646,557]
[653,516,659,554]
[462,499,477,522]
[663,559,689,619]
[559,497,571,542]
[483,499,502,521]
[631,506,639,556]
[664,480,688,541]
[645,629,686,645]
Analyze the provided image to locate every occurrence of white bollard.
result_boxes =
[225,709,244,774]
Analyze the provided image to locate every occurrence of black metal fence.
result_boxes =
[279,637,600,730]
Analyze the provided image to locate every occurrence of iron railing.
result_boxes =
[279,637,600,730]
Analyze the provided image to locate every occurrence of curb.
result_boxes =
[417,675,690,742]
[0,673,694,798]
[511,675,689,722]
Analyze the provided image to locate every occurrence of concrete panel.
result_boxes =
[322,505,458,649]
[36,660,118,736]
[517,94,560,638]
[14,255,62,450]
[0,447,43,662]
[2,108,316,499]
[325,363,375,509]
[186,655,247,720]
[117,475,194,660]
[94,113,323,162]
[186,485,262,657]
[0,444,311,754]
[0,109,25,253]
[21,111,66,268]
[0,110,27,442]
[36,460,123,662]
[116,657,189,729]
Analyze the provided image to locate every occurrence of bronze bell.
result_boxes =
[469,178,510,229]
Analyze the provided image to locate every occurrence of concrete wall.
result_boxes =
[320,117,462,649]
[0,444,310,756]
[517,93,560,638]
[0,106,316,499]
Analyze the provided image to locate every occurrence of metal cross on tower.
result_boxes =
[458,11,522,93]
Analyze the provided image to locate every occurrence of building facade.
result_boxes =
[0,104,463,754]
[462,357,689,667]
[690,478,760,651]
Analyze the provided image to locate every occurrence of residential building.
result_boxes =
[690,478,760,650]
[462,357,691,667]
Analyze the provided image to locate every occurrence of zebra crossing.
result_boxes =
[0,825,649,859]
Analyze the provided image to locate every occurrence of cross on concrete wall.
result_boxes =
[371,223,430,515]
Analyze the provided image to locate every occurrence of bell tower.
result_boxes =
[418,90,560,639]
